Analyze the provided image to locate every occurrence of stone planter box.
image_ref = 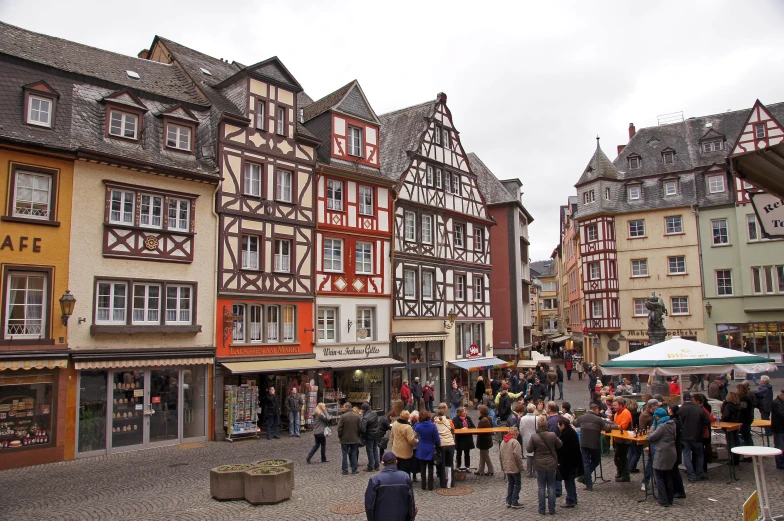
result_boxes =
[243,467,292,505]
[210,464,254,500]
[253,459,294,490]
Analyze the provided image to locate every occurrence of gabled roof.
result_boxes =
[22,80,60,98]
[214,56,303,92]
[378,99,436,180]
[468,152,518,205]
[102,89,148,111]
[575,139,622,187]
[303,80,380,125]
[159,104,200,123]
[0,22,204,106]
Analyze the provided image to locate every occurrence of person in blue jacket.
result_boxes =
[413,409,441,490]
[365,451,417,521]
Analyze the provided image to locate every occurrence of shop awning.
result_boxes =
[327,357,403,369]
[1,359,68,371]
[447,357,510,371]
[74,357,213,370]
[548,335,570,343]
[222,358,328,374]
[395,334,449,343]
[570,333,583,342]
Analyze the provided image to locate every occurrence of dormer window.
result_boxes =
[27,95,53,127]
[702,140,723,153]
[662,150,675,164]
[109,110,139,140]
[755,123,766,139]
[628,155,641,169]
[583,190,595,204]
[664,180,678,196]
[628,185,641,200]
[166,123,192,151]
[348,126,362,157]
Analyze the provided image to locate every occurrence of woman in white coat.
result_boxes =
[520,403,538,478]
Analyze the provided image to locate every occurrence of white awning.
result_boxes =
[395,334,449,343]
[447,357,510,370]
[222,358,328,374]
[328,357,403,369]
[75,357,213,370]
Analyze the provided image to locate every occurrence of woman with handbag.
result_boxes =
[527,415,563,516]
[306,403,331,464]
[413,410,441,490]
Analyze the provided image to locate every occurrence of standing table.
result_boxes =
[712,422,741,483]
[605,430,654,502]
[731,446,783,521]
[751,419,772,447]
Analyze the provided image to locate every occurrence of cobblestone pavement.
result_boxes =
[1,372,782,521]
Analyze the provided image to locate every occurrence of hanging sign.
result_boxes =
[750,192,784,238]
[468,344,481,358]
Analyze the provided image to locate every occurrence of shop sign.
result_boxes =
[624,329,698,338]
[467,344,481,358]
[222,344,313,357]
[0,236,42,252]
[151,396,160,404]
[749,192,784,238]
[316,343,390,361]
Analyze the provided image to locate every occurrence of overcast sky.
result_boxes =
[3,0,784,260]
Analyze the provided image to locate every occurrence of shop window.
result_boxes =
[165,285,191,324]
[10,168,55,221]
[0,373,54,449]
[96,281,126,324]
[183,365,206,439]
[356,307,373,340]
[78,370,107,453]
[132,283,160,324]
[4,271,48,338]
[317,307,337,341]
[355,242,373,275]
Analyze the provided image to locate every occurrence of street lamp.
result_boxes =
[705,301,713,318]
[444,309,456,330]
[59,290,76,326]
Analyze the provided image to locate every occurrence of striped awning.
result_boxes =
[327,357,403,369]
[1,359,68,371]
[222,358,328,374]
[395,334,449,343]
[74,357,213,370]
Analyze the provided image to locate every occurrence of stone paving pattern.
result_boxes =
[1,374,782,520]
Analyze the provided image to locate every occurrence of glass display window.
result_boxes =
[111,371,144,448]
[0,373,54,450]
[78,370,107,453]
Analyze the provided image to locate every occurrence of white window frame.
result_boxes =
[665,215,683,234]
[358,186,373,216]
[436,168,442,189]
[590,300,603,318]
[327,180,343,211]
[27,95,52,127]
[13,171,52,220]
[356,307,374,340]
[139,194,163,229]
[132,283,160,324]
[633,298,647,317]
[747,214,760,242]
[5,272,47,337]
[282,305,295,342]
[474,228,483,252]
[244,163,262,197]
[355,241,373,275]
[604,187,610,200]
[443,129,449,148]
[631,259,648,277]
[586,224,598,242]
[248,304,262,342]
[755,123,766,139]
[166,123,191,151]
[266,306,279,342]
[543,298,557,310]
[453,175,461,196]
[671,296,689,315]
[716,270,733,296]
[404,211,416,242]
[323,238,343,272]
[708,175,726,194]
[109,110,138,139]
[422,271,434,300]
[454,223,465,249]
[256,100,265,130]
[421,215,433,244]
[276,169,292,203]
[109,189,134,225]
[473,276,483,302]
[628,185,641,200]
[589,262,600,280]
[276,107,286,136]
[274,239,291,273]
[664,181,677,196]
[584,190,595,204]
[668,255,686,274]
[434,125,441,145]
[629,219,646,238]
[231,304,246,342]
[711,219,729,245]
[165,285,192,324]
[426,165,434,187]
[348,126,363,157]
[168,198,190,232]
[404,270,416,299]
[317,307,337,342]
[455,275,466,301]
[96,281,127,325]
[242,235,260,270]
[444,172,452,194]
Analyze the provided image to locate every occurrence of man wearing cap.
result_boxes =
[678,393,710,482]
[365,451,417,521]
[411,377,423,412]
[573,403,617,490]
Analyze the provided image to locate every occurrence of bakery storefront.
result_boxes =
[72,349,212,457]
[390,334,448,408]
[315,343,401,414]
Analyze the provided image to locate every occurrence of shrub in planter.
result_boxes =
[210,464,253,500]
[244,466,292,505]
[253,459,294,490]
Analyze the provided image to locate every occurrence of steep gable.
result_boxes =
[575,139,622,187]
[731,99,784,157]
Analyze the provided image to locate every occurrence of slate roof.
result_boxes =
[530,260,555,278]
[575,139,622,187]
[303,81,354,122]
[0,22,204,106]
[468,152,518,205]
[378,100,436,181]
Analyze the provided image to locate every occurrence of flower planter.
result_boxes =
[253,459,294,490]
[243,467,292,505]
[210,464,254,500]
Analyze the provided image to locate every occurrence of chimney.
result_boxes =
[628,122,636,139]
[137,49,150,60]
[617,145,626,156]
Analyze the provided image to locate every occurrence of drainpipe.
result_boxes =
[210,159,223,441]
[692,204,707,337]
[390,186,398,344]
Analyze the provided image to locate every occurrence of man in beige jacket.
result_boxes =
[501,426,525,508]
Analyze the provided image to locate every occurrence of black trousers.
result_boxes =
[614,442,629,478]
[419,458,435,490]
[438,446,455,488]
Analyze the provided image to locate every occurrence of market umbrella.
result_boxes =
[600,336,777,376]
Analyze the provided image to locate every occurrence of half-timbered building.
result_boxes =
[380,93,495,404]
[303,81,398,412]
[146,37,324,440]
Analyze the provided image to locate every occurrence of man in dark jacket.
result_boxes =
[449,381,463,418]
[497,387,513,422]
[364,451,416,521]
[361,403,381,472]
[772,388,784,469]
[378,410,396,452]
[491,375,502,398]
[588,368,598,397]
[530,377,547,402]
[678,395,710,482]
[556,366,564,400]
[286,387,303,437]
[338,403,362,475]
[573,403,617,490]
[411,377,423,412]
[708,375,724,401]
[263,387,280,440]
[754,376,774,434]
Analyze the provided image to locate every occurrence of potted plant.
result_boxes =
[253,458,294,490]
[210,464,253,500]
[243,466,292,505]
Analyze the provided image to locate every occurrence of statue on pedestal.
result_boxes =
[645,292,668,337]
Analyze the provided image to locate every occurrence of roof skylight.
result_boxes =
[200,67,212,76]
[126,70,140,79]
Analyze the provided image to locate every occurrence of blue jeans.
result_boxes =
[536,470,557,514]
[506,472,522,505]
[426,400,434,412]
[488,409,497,426]
[266,415,279,438]
[581,447,600,487]
[557,382,564,399]
[563,477,577,505]
[682,439,704,480]
[773,432,784,468]
[289,411,300,436]
[644,445,655,484]
[307,433,327,462]
[341,444,358,474]
[451,403,459,418]
[745,373,759,384]
[413,397,422,411]
[628,443,643,471]
[365,438,379,470]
